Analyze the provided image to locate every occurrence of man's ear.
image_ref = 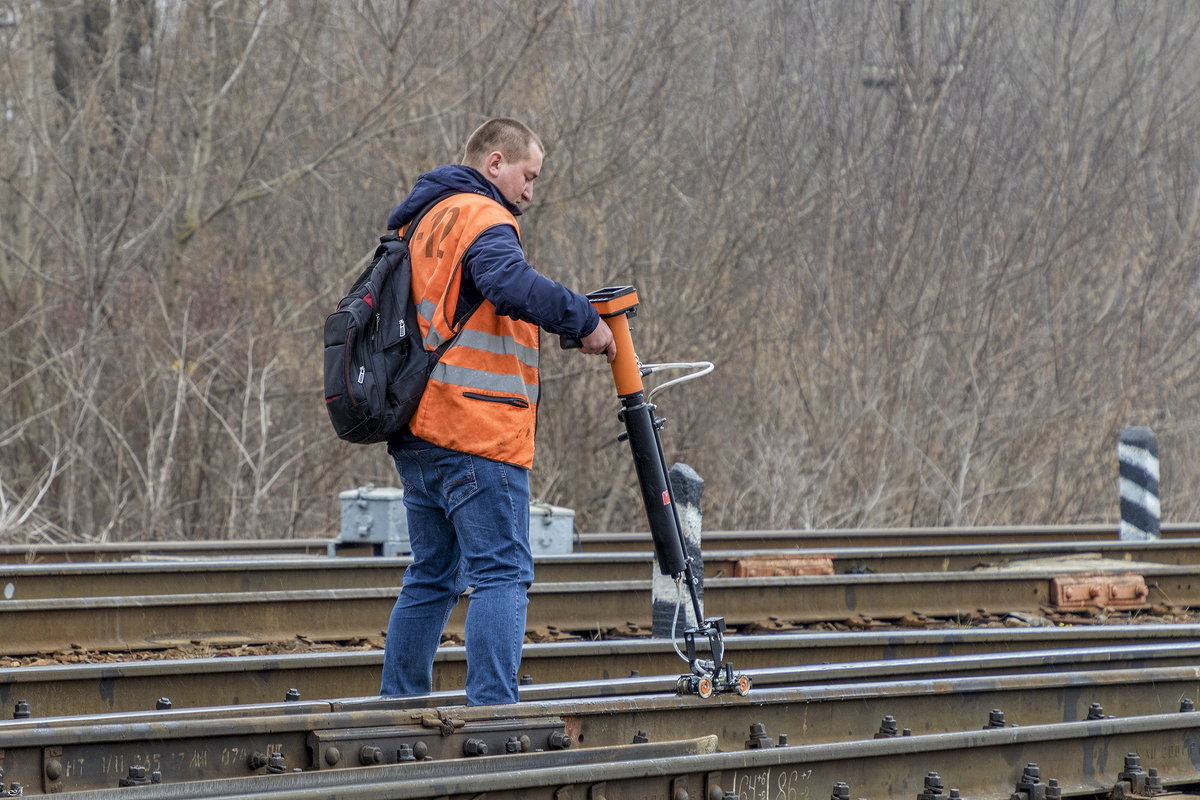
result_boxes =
[484,151,504,176]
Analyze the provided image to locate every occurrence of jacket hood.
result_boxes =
[386,165,521,230]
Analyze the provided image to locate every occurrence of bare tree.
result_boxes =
[3,0,1200,542]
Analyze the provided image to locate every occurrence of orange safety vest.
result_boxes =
[401,193,540,468]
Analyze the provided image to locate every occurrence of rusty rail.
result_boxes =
[3,656,1200,793]
[5,627,1200,718]
[6,540,1200,602]
[0,540,372,565]
[4,521,1200,566]
[76,713,1196,800]
[2,563,1198,656]
[578,521,1200,550]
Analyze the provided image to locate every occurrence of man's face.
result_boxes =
[487,144,543,207]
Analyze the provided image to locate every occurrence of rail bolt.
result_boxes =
[284,688,301,702]
[360,745,383,765]
[1146,768,1163,794]
[520,674,534,685]
[1047,778,1063,800]
[985,709,1006,729]
[505,736,522,754]
[633,730,650,744]
[324,747,341,766]
[831,781,850,800]
[156,697,172,710]
[1117,752,1149,795]
[1182,698,1196,712]
[7,782,22,796]
[745,722,773,749]
[917,771,945,799]
[248,752,269,771]
[548,731,572,750]
[463,738,489,757]
[876,715,899,738]
[12,701,30,720]
[1013,763,1045,800]
[396,744,415,763]
[118,764,151,787]
[413,741,429,760]
[777,733,789,746]
[1086,702,1105,720]
[267,752,286,773]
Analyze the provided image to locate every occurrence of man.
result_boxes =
[380,118,615,706]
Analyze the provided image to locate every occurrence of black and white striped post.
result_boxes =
[651,463,704,637]
[1118,426,1160,541]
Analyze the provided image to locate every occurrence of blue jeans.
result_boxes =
[380,445,533,706]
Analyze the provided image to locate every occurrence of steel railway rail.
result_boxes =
[4,538,1200,599]
[5,521,1200,564]
[2,645,1200,794]
[5,626,1200,718]
[0,540,368,564]
[0,563,1192,655]
[577,521,1200,550]
[47,714,1200,800]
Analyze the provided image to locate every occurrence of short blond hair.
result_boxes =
[462,118,543,167]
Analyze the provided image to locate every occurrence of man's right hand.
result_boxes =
[579,318,617,363]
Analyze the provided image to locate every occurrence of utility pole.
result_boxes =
[861,0,964,141]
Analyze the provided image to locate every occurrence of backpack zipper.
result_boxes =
[344,327,356,405]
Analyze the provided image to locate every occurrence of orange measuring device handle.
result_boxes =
[561,285,645,397]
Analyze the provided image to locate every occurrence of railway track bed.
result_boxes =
[0,555,1194,655]
[4,640,1200,795]
[5,625,1200,718]
[4,528,1200,797]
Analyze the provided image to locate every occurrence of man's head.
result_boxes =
[462,118,544,207]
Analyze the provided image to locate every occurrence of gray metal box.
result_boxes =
[334,488,576,557]
[337,486,409,556]
[528,502,576,555]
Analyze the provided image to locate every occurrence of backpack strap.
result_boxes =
[397,193,484,357]
[396,192,453,242]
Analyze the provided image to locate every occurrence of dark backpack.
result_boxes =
[323,197,455,444]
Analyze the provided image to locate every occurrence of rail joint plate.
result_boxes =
[1050,572,1149,609]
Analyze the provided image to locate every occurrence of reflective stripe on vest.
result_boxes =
[430,361,539,404]
[416,298,441,344]
[418,305,538,372]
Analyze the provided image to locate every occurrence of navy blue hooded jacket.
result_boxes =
[386,165,599,339]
